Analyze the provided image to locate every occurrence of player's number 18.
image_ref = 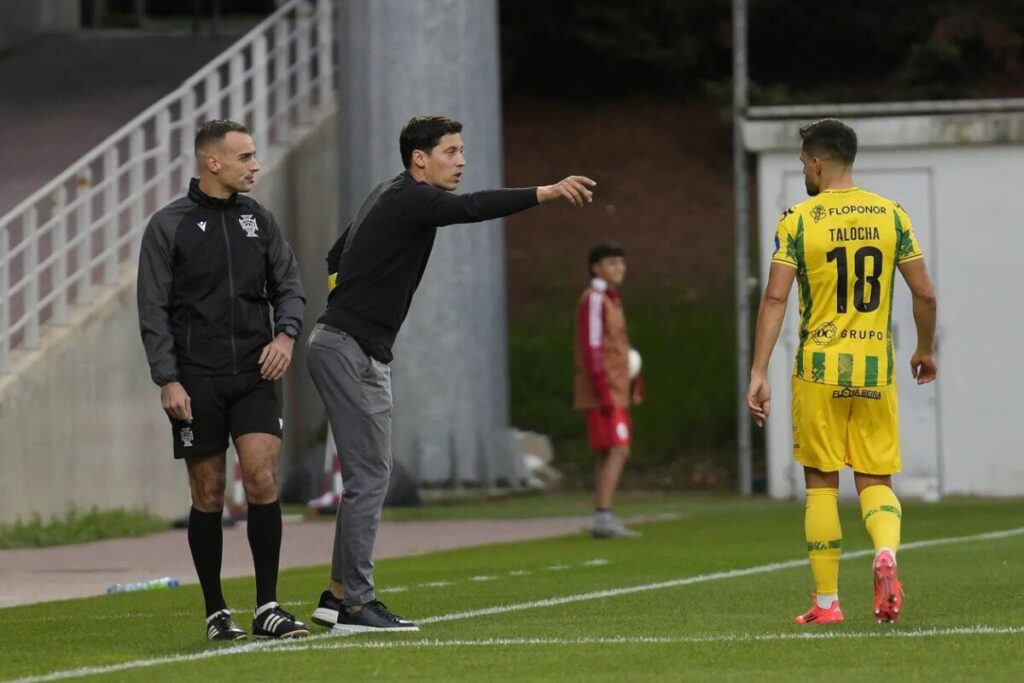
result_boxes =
[826,246,883,314]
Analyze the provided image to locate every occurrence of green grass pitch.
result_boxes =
[1,496,1022,682]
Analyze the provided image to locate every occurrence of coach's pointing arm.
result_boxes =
[417,175,597,227]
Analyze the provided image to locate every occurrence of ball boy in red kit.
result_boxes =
[573,243,645,539]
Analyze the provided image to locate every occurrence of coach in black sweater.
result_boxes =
[307,115,594,633]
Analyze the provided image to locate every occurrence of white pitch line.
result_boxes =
[12,624,1024,683]
[6,526,1023,683]
[231,625,1024,651]
[421,526,1024,625]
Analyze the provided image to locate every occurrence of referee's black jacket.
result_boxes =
[137,178,305,386]
[320,171,538,363]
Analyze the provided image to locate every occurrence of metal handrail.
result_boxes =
[0,0,334,373]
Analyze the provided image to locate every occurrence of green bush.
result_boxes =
[0,508,167,549]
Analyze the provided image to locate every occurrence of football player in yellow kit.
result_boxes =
[747,119,937,624]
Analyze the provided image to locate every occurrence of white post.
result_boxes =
[52,187,69,325]
[129,128,146,266]
[205,70,221,122]
[274,17,292,144]
[296,1,313,124]
[229,52,245,121]
[733,0,753,495]
[0,223,6,374]
[24,208,40,348]
[0,221,7,372]
[155,109,172,209]
[181,86,197,189]
[77,175,93,306]
[252,34,269,152]
[103,148,119,284]
[316,0,334,110]
[181,86,196,142]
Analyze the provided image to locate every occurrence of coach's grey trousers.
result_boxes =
[306,323,392,606]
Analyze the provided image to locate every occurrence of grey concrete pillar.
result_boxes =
[334,0,513,487]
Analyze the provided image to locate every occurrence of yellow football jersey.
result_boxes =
[771,187,923,387]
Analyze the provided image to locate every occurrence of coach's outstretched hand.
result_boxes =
[538,176,597,207]
[161,381,193,423]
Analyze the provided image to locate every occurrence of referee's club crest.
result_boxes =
[180,427,195,448]
[239,214,259,237]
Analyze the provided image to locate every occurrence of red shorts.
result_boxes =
[586,408,632,451]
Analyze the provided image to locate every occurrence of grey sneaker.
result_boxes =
[332,600,420,634]
[592,518,642,539]
[311,590,342,628]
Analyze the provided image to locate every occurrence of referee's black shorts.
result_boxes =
[168,372,282,459]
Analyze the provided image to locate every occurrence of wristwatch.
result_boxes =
[279,324,299,340]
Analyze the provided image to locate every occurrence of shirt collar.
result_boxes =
[188,177,238,208]
[591,277,620,299]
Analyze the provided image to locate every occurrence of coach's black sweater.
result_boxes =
[320,171,538,363]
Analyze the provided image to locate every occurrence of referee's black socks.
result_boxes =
[246,499,282,608]
[188,507,227,617]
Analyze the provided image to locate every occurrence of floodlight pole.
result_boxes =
[733,0,753,495]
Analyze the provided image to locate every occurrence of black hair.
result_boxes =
[588,241,625,276]
[194,119,249,155]
[399,115,463,168]
[799,118,857,166]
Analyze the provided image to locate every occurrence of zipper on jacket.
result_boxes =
[186,309,192,353]
[220,212,238,374]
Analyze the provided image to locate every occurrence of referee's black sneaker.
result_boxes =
[206,610,247,641]
[311,590,342,628]
[252,603,310,639]
[332,600,420,634]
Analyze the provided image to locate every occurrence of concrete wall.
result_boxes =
[0,0,79,54]
[745,111,1024,499]
[0,280,187,524]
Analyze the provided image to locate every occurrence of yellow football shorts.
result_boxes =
[791,376,901,475]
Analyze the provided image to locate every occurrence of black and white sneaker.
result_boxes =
[252,603,310,639]
[311,590,342,629]
[332,600,420,634]
[206,610,247,641]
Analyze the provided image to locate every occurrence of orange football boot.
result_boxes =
[794,594,844,625]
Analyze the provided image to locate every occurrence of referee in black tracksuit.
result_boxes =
[137,120,308,642]
[308,115,595,633]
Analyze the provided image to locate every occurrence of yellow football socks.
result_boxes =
[860,484,902,556]
[805,488,842,597]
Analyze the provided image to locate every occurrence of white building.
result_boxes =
[744,102,1024,499]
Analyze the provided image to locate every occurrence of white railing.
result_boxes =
[0,0,334,373]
